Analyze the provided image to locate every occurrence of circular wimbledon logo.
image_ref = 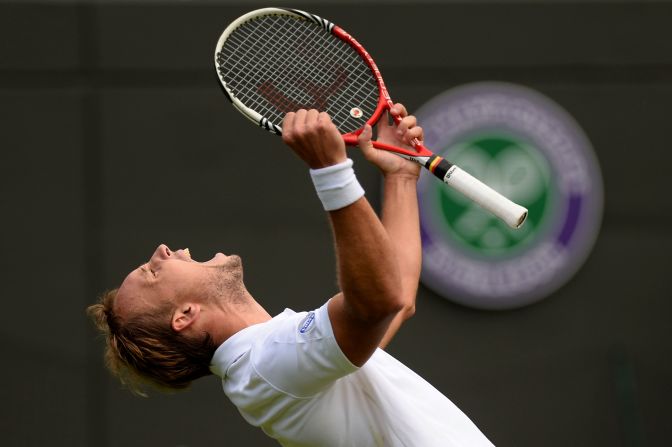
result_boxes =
[416,82,603,309]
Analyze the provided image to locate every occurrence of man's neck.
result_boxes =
[208,295,272,346]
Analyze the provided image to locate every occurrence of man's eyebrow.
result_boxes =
[137,265,153,284]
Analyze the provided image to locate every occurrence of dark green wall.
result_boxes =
[1,1,670,446]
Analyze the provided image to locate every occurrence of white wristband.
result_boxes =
[309,158,365,211]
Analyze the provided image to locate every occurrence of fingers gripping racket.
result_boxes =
[214,8,528,228]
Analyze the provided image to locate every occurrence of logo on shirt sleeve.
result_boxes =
[299,312,316,334]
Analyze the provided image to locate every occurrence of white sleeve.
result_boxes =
[251,301,359,398]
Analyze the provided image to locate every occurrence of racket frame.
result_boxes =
[330,26,433,159]
[214,8,294,135]
[214,8,528,229]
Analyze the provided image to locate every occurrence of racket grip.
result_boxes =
[427,157,528,229]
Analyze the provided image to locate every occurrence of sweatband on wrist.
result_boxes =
[309,158,365,211]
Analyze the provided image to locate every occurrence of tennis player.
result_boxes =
[88,104,494,446]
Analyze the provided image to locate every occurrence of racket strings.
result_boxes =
[223,18,340,99]
[221,16,372,122]
[217,14,379,134]
[226,22,331,112]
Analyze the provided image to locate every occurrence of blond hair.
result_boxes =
[87,289,216,395]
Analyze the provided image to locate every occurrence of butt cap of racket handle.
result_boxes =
[440,165,528,229]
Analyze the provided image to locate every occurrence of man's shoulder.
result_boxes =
[253,302,358,397]
[209,306,320,377]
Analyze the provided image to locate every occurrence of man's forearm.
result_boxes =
[329,197,403,321]
[281,109,410,365]
[378,173,421,348]
[382,174,421,302]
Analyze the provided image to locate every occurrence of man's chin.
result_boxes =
[223,254,242,267]
[203,252,241,266]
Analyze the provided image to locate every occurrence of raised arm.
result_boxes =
[358,103,423,349]
[282,110,405,366]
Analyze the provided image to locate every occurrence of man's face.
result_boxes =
[114,244,243,319]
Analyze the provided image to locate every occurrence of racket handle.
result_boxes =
[426,156,528,229]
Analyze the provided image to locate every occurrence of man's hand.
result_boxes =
[358,103,423,178]
[282,109,347,169]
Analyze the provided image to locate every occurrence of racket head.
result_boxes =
[214,8,389,137]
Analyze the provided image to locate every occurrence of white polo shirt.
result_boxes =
[210,302,494,447]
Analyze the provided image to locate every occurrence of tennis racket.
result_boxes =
[214,8,528,228]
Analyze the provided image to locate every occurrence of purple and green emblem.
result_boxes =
[416,82,603,309]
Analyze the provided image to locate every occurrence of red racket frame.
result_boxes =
[332,26,438,163]
[214,8,528,228]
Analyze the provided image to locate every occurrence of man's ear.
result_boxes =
[172,303,201,332]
